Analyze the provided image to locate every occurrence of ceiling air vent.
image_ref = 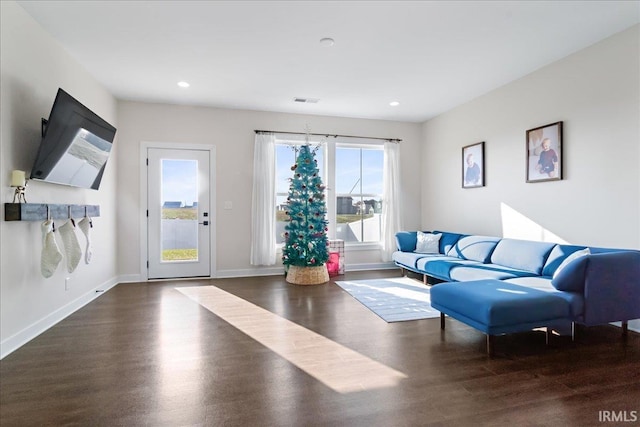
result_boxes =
[293,97,319,103]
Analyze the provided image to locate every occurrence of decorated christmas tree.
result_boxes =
[282,144,329,271]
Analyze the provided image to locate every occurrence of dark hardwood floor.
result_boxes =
[1,270,638,426]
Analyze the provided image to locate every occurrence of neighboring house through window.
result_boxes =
[335,145,383,244]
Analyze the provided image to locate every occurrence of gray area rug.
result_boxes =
[335,278,640,332]
[334,277,441,322]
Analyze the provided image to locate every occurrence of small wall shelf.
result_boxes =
[4,203,100,221]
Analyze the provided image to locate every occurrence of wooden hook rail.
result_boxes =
[4,203,100,221]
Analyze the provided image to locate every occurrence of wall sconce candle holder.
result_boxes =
[10,170,27,203]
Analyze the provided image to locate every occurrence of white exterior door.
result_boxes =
[147,148,211,279]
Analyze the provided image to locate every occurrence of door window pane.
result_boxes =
[161,159,199,261]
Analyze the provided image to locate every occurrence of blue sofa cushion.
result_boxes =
[446,235,500,262]
[415,255,468,272]
[432,231,465,254]
[395,231,418,252]
[430,280,571,328]
[449,264,537,282]
[422,259,483,281]
[542,244,588,277]
[490,238,556,274]
[392,251,429,269]
[505,276,584,317]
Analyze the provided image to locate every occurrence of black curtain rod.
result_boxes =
[254,129,401,143]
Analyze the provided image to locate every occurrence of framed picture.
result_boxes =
[462,142,485,188]
[526,121,563,183]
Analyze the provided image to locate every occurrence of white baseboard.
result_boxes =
[119,269,284,281]
[117,274,143,284]
[120,264,398,282]
[215,267,284,278]
[0,276,119,360]
[215,263,397,278]
[346,262,397,272]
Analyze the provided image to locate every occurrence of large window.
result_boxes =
[335,146,383,243]
[275,137,383,245]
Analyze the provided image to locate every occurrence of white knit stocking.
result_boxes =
[41,220,63,278]
[58,220,82,273]
[78,216,93,264]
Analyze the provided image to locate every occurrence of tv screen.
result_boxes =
[30,88,116,190]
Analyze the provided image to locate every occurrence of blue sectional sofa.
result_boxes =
[393,230,640,352]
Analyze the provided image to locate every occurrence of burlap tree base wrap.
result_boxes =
[286,265,329,285]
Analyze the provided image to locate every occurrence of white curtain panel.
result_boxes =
[381,141,403,262]
[250,133,277,265]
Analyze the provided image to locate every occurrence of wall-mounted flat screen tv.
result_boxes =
[30,88,117,190]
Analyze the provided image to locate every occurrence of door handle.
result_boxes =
[199,221,209,226]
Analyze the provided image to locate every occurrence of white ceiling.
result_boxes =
[17,1,640,123]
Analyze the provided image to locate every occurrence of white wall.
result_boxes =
[0,2,119,357]
[422,25,640,249]
[115,103,423,278]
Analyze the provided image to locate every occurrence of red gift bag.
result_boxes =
[327,252,340,277]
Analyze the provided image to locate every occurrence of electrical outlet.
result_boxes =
[65,277,71,291]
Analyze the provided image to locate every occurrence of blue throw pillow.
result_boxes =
[553,248,590,279]
[395,231,418,252]
[542,245,588,277]
[551,255,589,292]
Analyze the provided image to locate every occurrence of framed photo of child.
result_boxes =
[462,141,485,188]
[526,121,563,183]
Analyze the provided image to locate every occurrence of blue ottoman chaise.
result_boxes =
[430,280,572,354]
[393,230,640,353]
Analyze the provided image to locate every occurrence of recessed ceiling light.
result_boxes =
[319,37,335,47]
[389,101,400,107]
[177,81,190,88]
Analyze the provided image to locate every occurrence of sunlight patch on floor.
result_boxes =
[346,277,431,301]
[177,285,407,393]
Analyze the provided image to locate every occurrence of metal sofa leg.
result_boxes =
[622,320,628,338]
[486,335,494,356]
[571,322,576,341]
[440,312,445,330]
